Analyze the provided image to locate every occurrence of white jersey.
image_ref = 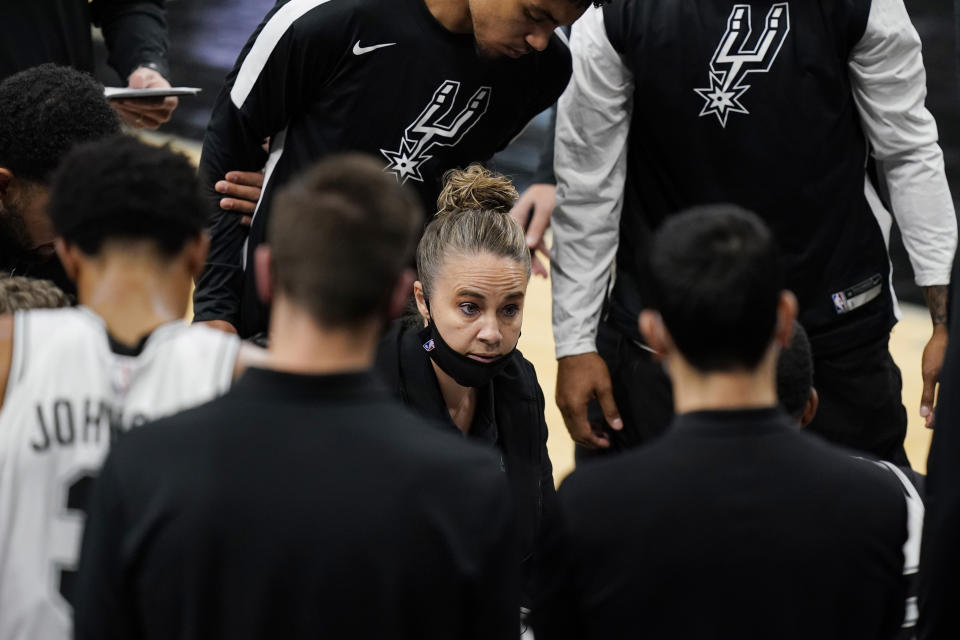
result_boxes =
[0,307,240,640]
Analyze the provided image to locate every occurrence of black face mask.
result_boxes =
[418,321,515,388]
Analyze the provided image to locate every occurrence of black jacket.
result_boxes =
[0,0,169,83]
[920,248,960,639]
[74,368,519,639]
[376,320,556,604]
[533,408,909,640]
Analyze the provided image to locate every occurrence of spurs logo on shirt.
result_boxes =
[381,80,491,183]
[694,3,790,127]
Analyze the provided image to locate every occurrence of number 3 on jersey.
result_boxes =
[53,471,96,610]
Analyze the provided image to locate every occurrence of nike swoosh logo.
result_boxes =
[353,41,397,55]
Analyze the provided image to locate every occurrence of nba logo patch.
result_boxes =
[110,362,133,396]
[423,338,435,352]
[832,292,848,314]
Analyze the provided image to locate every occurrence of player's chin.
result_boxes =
[473,39,514,60]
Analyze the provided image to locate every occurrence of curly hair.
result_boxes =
[48,135,206,257]
[436,164,518,216]
[0,64,120,182]
[0,276,70,313]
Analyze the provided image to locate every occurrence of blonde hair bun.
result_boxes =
[436,164,518,216]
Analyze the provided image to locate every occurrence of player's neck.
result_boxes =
[668,348,779,415]
[423,0,473,33]
[266,297,378,376]
[77,256,190,346]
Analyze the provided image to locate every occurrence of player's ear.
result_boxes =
[775,290,798,347]
[0,168,13,206]
[638,310,669,361]
[800,387,819,428]
[254,244,273,304]
[53,238,80,284]
[388,268,415,320]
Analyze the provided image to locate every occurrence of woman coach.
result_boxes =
[375,165,555,608]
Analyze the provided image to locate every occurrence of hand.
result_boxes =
[556,352,623,448]
[195,319,239,335]
[216,170,265,226]
[110,66,178,130]
[921,324,948,428]
[509,183,555,278]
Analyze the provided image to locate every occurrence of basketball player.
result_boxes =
[921,250,960,637]
[0,64,121,295]
[193,0,610,338]
[776,321,923,639]
[533,206,911,639]
[73,154,519,639]
[0,136,261,640]
[551,0,956,463]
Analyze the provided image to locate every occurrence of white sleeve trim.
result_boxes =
[848,0,957,287]
[552,5,633,359]
[231,0,335,108]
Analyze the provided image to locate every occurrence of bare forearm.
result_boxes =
[923,285,949,327]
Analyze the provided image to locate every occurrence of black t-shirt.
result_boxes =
[601,0,894,356]
[194,0,571,336]
[74,368,519,640]
[533,408,909,640]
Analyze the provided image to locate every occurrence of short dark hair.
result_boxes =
[269,153,423,327]
[645,205,783,372]
[0,64,120,182]
[48,135,207,256]
[776,321,813,420]
[0,276,70,313]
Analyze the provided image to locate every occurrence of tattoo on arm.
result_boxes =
[923,285,949,327]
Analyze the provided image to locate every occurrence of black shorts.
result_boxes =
[806,334,909,466]
[580,320,674,461]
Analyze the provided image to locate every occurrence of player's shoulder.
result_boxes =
[274,0,380,37]
[150,321,240,362]
[375,399,503,467]
[559,435,670,502]
[9,307,103,358]
[102,392,226,467]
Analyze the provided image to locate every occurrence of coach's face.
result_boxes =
[416,251,527,360]
[468,0,583,59]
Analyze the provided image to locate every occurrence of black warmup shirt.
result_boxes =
[602,0,894,356]
[0,0,169,83]
[74,368,519,640]
[533,408,909,640]
[194,0,571,337]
